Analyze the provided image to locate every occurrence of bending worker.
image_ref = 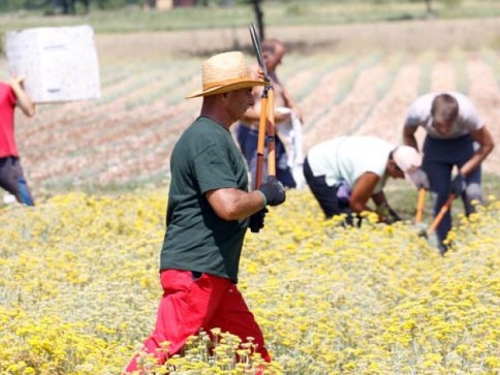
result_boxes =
[403,92,494,255]
[303,135,422,225]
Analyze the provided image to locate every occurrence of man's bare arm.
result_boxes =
[206,188,265,221]
[460,126,495,177]
[11,77,35,117]
[349,172,379,213]
[403,126,419,151]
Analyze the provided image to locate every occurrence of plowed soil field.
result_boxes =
[2,17,500,195]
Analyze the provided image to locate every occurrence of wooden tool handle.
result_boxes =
[415,188,426,224]
[253,93,268,190]
[266,87,276,177]
[427,194,455,234]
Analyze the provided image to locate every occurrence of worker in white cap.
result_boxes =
[303,135,422,225]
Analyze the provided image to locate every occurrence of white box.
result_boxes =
[6,24,101,103]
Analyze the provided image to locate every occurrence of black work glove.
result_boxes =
[249,208,268,233]
[387,207,402,223]
[451,173,466,196]
[258,176,286,207]
[411,169,429,190]
[376,204,401,225]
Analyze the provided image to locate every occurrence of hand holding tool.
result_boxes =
[249,23,284,233]
[451,174,466,196]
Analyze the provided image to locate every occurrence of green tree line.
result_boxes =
[0,0,464,14]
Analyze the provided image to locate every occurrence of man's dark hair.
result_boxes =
[431,93,459,124]
[261,39,283,55]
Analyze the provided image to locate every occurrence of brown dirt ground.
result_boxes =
[95,17,500,60]
[3,17,500,192]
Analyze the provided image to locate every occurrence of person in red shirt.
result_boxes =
[0,76,36,206]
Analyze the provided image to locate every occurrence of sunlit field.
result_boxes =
[1,189,500,374]
[2,3,500,374]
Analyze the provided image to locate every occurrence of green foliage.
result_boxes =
[440,0,463,8]
[417,51,436,96]
[0,0,498,24]
[285,3,308,16]
[451,47,469,95]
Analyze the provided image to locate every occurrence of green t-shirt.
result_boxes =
[160,116,249,282]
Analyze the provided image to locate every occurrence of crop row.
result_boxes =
[1,48,499,196]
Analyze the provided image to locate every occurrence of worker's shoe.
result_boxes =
[438,244,448,257]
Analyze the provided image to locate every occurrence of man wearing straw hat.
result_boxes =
[124,51,286,374]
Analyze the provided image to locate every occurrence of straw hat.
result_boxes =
[186,51,266,99]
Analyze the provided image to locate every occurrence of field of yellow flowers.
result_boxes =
[1,188,500,374]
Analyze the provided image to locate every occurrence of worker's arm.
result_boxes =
[282,87,303,122]
[349,172,379,214]
[205,178,285,221]
[10,77,36,117]
[206,188,265,220]
[371,191,388,208]
[240,89,290,125]
[459,126,494,177]
[372,191,401,223]
[403,126,419,151]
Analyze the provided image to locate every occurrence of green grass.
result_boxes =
[1,0,500,37]
[417,50,436,96]
[451,47,469,95]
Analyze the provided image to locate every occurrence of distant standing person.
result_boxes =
[237,38,305,189]
[403,92,494,255]
[124,51,286,374]
[0,76,36,206]
[303,135,422,225]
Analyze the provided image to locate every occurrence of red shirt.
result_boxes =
[0,83,18,158]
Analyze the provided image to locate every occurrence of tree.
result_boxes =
[50,0,89,14]
[424,0,463,18]
[424,0,434,18]
[250,0,264,41]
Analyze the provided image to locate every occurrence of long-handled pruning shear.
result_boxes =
[249,23,276,233]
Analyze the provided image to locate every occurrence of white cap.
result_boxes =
[392,146,422,180]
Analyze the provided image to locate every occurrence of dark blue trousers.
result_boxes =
[422,134,482,246]
[0,156,34,206]
[236,123,296,188]
[303,157,357,226]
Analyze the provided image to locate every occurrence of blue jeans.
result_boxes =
[236,124,296,188]
[422,134,481,246]
[0,156,34,206]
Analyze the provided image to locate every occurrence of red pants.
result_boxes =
[125,269,270,373]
